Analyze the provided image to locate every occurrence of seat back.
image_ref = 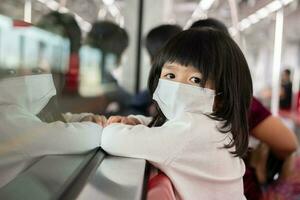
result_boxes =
[147,173,176,200]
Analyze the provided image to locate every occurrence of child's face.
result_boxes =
[160,62,214,89]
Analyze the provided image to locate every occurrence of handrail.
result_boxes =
[0,149,147,200]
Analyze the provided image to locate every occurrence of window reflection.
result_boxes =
[0,12,128,115]
[79,45,102,96]
[0,15,69,80]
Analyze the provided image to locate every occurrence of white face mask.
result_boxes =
[0,74,56,114]
[153,79,215,120]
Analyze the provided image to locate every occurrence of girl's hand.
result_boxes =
[80,115,107,127]
[106,116,141,126]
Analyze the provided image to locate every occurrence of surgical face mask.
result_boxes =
[0,74,56,114]
[153,79,215,120]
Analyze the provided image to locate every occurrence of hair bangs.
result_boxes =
[155,28,220,87]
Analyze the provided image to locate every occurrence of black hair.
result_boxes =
[145,24,182,61]
[190,18,229,36]
[148,28,253,158]
[87,21,129,62]
[37,11,82,53]
[283,69,291,76]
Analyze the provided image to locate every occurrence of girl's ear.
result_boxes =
[212,94,222,112]
[204,79,215,90]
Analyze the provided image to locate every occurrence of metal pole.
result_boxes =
[228,0,240,43]
[24,0,32,23]
[271,9,284,115]
[135,0,144,94]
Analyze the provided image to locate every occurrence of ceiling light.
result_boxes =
[199,0,215,10]
[256,7,270,19]
[282,0,294,5]
[239,18,251,30]
[266,0,282,13]
[248,14,259,24]
[103,0,115,6]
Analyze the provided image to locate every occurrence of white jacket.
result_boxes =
[101,113,246,200]
[0,82,103,188]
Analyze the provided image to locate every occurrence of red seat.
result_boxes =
[297,91,300,114]
[147,173,177,200]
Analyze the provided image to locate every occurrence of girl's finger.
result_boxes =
[107,116,122,125]
[100,115,107,127]
[120,117,128,124]
[80,115,93,122]
[94,115,106,127]
[128,117,140,125]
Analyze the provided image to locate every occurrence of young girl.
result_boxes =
[101,28,253,199]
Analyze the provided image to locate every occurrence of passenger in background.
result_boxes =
[130,24,182,116]
[102,28,253,199]
[190,18,299,200]
[280,68,293,110]
[37,11,82,95]
[87,21,129,84]
[0,69,105,188]
[86,21,131,115]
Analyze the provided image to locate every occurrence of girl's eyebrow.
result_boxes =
[163,64,177,69]
[191,72,202,77]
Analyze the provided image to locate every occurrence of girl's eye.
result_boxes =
[190,77,202,84]
[164,73,175,79]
